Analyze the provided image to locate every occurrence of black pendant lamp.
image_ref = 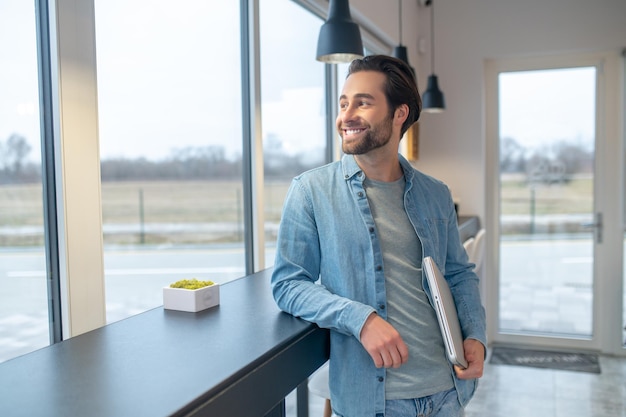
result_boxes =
[316,0,364,63]
[422,0,445,112]
[392,45,410,66]
[392,0,416,77]
[392,0,409,65]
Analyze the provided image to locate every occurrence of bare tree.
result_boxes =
[499,136,526,173]
[1,134,32,175]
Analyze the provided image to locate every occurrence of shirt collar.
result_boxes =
[340,153,415,183]
[340,154,362,180]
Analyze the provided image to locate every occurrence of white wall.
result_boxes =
[351,0,421,67]
[351,0,626,221]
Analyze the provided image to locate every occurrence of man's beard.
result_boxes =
[341,114,393,155]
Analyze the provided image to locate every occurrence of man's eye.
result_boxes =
[359,101,369,106]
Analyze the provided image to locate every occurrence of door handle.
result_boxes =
[581,212,603,244]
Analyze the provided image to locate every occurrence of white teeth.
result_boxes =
[346,129,363,135]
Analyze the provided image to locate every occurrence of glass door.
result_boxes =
[498,67,596,338]
[486,53,624,353]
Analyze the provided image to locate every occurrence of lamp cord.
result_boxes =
[398,0,403,44]
[430,2,435,74]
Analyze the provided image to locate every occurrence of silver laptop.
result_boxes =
[423,256,468,369]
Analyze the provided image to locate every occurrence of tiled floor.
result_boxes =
[465,353,626,417]
[292,352,626,417]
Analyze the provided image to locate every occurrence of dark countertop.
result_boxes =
[0,269,329,417]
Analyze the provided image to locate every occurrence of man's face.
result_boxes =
[336,71,394,155]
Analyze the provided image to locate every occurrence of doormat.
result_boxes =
[489,347,601,373]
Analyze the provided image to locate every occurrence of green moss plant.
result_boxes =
[169,278,215,290]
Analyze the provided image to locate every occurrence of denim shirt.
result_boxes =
[271,154,487,417]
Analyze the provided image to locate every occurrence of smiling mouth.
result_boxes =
[343,127,367,137]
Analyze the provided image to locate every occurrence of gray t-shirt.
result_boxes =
[364,176,453,400]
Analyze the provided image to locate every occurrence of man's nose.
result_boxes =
[341,105,357,122]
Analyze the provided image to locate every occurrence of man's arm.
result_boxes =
[271,179,376,338]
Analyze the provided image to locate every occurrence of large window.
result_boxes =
[0,1,48,362]
[260,0,327,266]
[95,1,245,323]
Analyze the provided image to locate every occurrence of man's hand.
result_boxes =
[359,313,409,368]
[454,338,485,379]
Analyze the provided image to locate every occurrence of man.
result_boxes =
[271,55,486,417]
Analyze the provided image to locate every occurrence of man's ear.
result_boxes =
[395,104,409,124]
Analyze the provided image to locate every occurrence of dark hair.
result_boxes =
[347,55,421,136]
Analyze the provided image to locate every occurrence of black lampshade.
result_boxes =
[422,1,445,112]
[316,0,363,63]
[392,45,409,64]
[392,45,416,77]
[392,1,410,67]
[422,74,445,113]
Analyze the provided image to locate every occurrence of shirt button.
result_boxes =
[357,191,364,197]
[369,227,375,233]
[379,304,385,310]
[378,377,384,382]
[375,265,382,271]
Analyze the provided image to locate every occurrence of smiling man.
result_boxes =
[271,55,486,417]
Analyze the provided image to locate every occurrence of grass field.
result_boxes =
[500,173,592,215]
[0,180,291,246]
[0,176,593,246]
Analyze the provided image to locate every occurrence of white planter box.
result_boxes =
[163,283,220,312]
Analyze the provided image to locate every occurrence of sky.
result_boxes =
[0,0,40,159]
[1,0,327,163]
[499,67,596,151]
